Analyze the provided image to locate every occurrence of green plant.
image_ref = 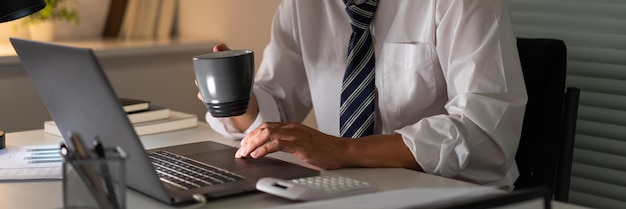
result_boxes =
[22,0,80,25]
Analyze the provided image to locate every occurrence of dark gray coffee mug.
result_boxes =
[193,50,254,117]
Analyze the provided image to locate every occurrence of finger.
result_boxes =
[197,92,203,102]
[236,122,289,158]
[213,44,231,52]
[195,80,204,102]
[251,127,306,159]
[236,125,273,158]
[250,140,282,158]
[249,132,302,159]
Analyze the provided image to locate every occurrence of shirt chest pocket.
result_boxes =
[377,43,437,113]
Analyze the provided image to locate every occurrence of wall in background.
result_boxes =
[177,0,281,70]
[0,0,321,132]
[0,0,110,44]
[0,20,29,45]
[177,0,318,128]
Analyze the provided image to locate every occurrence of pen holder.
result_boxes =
[62,147,127,209]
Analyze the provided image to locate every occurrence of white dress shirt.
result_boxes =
[206,0,527,190]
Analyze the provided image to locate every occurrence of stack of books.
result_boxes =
[44,98,198,136]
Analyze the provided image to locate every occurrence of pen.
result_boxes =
[94,138,120,209]
[68,133,115,209]
[69,133,91,160]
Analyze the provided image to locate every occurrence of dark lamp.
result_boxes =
[0,0,46,23]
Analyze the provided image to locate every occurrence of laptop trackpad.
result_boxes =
[186,149,279,171]
[187,149,319,181]
[156,141,234,155]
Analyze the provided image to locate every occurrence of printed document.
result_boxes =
[0,145,62,180]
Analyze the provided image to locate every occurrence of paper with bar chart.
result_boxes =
[0,145,63,180]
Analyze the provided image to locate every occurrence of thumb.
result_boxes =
[213,44,231,52]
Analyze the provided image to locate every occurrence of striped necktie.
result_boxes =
[340,0,378,138]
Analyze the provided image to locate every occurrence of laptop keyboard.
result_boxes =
[149,150,245,190]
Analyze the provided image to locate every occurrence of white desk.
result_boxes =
[1,123,585,209]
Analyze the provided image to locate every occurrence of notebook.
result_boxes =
[10,38,319,205]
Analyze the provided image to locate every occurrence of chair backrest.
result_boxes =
[514,38,580,202]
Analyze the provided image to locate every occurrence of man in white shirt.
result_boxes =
[200,0,527,190]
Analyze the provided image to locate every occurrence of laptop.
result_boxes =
[10,38,319,205]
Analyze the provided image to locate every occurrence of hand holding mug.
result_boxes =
[194,44,255,117]
[196,44,232,102]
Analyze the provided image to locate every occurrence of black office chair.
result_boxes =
[514,38,580,203]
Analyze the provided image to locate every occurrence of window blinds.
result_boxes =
[508,0,626,208]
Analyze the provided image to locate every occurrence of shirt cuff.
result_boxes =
[205,86,282,139]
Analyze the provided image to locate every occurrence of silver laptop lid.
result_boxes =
[10,38,171,203]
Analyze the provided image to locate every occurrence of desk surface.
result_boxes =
[1,123,585,209]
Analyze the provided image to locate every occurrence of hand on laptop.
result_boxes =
[235,122,350,170]
[235,121,420,171]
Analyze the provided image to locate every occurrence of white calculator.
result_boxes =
[256,175,377,201]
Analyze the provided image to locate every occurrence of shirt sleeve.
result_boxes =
[396,0,527,188]
[205,0,312,138]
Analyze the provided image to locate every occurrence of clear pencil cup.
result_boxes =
[62,147,127,209]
